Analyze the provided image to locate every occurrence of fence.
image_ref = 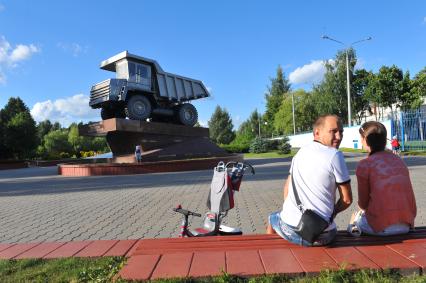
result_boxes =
[392,109,426,151]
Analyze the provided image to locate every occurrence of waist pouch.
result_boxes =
[295,209,329,243]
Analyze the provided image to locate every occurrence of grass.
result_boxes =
[244,150,297,159]
[0,256,125,283]
[0,258,425,282]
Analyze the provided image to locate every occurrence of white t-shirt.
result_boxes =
[280,141,350,230]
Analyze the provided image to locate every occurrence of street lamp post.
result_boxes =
[321,35,372,127]
[291,92,296,135]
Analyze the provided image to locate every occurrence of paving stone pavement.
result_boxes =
[0,155,425,243]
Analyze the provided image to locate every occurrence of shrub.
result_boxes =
[278,137,291,154]
[249,137,268,153]
[59,152,70,159]
[265,139,280,151]
[220,143,250,153]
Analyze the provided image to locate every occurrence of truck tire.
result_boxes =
[177,103,198,126]
[101,107,114,120]
[126,95,152,121]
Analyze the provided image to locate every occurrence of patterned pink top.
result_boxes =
[356,151,417,232]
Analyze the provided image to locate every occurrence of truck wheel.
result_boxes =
[178,104,198,126]
[126,95,152,120]
[101,107,114,120]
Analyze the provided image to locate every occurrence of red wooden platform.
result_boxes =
[0,228,425,281]
[118,229,426,280]
[0,239,139,260]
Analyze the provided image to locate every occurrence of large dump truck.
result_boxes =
[89,51,210,126]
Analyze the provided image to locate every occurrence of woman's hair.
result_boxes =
[359,121,387,154]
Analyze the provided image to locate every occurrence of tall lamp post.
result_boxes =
[321,35,372,127]
[291,92,296,135]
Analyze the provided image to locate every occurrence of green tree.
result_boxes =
[3,112,38,159]
[375,65,404,115]
[407,68,426,110]
[311,48,357,125]
[0,97,38,159]
[68,123,84,155]
[264,65,291,135]
[43,129,72,159]
[274,90,317,135]
[352,69,373,124]
[237,110,260,139]
[208,106,235,144]
[36,120,53,143]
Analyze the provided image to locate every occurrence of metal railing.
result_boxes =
[392,109,426,151]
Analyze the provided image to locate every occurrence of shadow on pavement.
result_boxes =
[0,156,425,198]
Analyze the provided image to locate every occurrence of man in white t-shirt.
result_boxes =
[266,114,353,246]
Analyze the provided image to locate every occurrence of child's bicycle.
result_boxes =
[173,161,255,237]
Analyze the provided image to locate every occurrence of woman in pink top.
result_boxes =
[348,121,417,236]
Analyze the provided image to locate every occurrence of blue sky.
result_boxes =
[0,1,425,128]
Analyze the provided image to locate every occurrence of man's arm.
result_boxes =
[333,182,353,219]
[283,176,290,200]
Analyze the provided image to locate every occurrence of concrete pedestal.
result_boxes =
[79,118,240,163]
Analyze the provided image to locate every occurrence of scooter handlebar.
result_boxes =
[173,206,201,217]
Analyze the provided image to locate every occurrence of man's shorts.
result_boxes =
[349,210,410,236]
[268,211,336,246]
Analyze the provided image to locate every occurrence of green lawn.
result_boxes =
[0,256,125,283]
[244,150,297,159]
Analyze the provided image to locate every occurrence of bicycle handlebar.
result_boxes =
[173,206,201,217]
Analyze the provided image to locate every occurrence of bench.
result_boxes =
[118,227,426,280]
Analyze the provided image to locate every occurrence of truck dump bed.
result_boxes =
[156,72,209,101]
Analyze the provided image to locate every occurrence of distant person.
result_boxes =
[266,114,353,246]
[135,145,142,163]
[348,121,416,236]
[391,135,401,155]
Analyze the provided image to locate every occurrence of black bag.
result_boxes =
[291,174,329,243]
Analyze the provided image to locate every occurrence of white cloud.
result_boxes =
[0,72,5,84]
[10,44,40,63]
[57,42,87,57]
[0,4,4,12]
[198,120,208,127]
[0,35,40,84]
[31,94,100,126]
[289,60,332,85]
[424,16,426,23]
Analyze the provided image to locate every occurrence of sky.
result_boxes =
[0,1,425,128]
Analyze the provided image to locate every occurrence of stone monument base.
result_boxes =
[58,119,243,176]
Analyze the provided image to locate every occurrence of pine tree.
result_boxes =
[208,106,235,144]
[264,65,291,134]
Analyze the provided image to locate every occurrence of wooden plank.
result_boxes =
[150,253,193,279]
[259,248,304,276]
[387,243,426,272]
[104,239,138,257]
[118,254,160,281]
[134,235,296,255]
[0,243,40,259]
[292,247,339,275]
[15,242,66,259]
[325,247,380,270]
[189,251,226,278]
[356,245,421,275]
[43,241,92,259]
[226,250,265,277]
[126,239,143,257]
[74,240,119,257]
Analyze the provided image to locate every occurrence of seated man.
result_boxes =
[266,114,353,246]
